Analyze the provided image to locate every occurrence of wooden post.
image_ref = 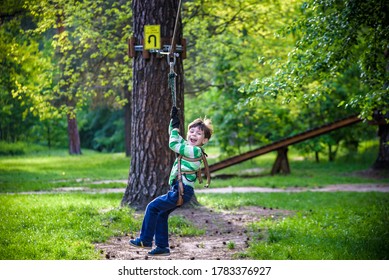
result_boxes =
[181,38,186,59]
[140,39,150,59]
[271,147,290,175]
[128,37,136,58]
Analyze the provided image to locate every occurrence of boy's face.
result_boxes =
[187,126,209,147]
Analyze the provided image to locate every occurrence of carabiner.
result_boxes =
[167,52,177,67]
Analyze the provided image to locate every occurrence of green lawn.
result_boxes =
[0,192,203,259]
[197,192,389,260]
[0,150,130,192]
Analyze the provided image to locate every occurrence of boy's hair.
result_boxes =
[188,118,213,140]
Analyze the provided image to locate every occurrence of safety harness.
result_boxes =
[176,148,211,206]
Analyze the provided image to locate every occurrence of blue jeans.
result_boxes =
[139,181,194,248]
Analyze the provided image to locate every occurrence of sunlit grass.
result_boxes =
[0,192,207,260]
[0,150,130,192]
[0,193,138,259]
[197,192,389,259]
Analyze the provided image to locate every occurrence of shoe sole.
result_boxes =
[129,241,152,249]
[148,252,170,256]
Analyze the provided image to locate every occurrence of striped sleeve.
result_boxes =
[169,126,202,158]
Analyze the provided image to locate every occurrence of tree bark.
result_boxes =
[124,84,131,157]
[315,151,320,163]
[271,147,290,175]
[373,123,389,170]
[372,42,389,170]
[67,113,81,155]
[121,0,184,209]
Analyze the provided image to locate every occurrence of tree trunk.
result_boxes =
[315,151,320,163]
[271,147,290,175]
[328,144,338,162]
[57,15,82,155]
[121,0,184,209]
[372,43,389,170]
[373,123,389,170]
[124,84,131,157]
[67,113,81,155]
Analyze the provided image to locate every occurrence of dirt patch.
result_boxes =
[353,168,389,179]
[95,206,292,260]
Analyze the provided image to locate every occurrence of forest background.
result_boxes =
[1,0,388,167]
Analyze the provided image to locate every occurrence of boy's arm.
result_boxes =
[169,123,202,158]
[169,120,185,148]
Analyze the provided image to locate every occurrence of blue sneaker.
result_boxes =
[129,238,152,249]
[148,246,170,256]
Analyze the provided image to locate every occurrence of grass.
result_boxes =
[197,192,389,259]
[0,142,388,260]
[0,192,203,260]
[0,149,130,192]
[0,193,137,259]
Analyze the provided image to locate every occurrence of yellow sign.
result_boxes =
[144,25,161,50]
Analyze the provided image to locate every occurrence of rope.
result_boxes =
[168,63,177,107]
[167,0,182,107]
[169,0,183,57]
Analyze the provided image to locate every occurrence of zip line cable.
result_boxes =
[169,0,183,57]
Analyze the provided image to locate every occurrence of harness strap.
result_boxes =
[176,156,184,206]
[176,152,211,206]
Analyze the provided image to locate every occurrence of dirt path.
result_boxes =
[95,205,292,260]
[20,183,389,195]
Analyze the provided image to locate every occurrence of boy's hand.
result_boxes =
[171,115,180,129]
[171,106,178,118]
[171,106,180,129]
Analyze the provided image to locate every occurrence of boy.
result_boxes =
[129,107,213,256]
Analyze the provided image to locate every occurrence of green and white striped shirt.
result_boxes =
[168,120,204,187]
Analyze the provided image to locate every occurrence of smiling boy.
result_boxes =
[129,107,213,256]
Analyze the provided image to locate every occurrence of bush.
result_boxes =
[0,141,46,156]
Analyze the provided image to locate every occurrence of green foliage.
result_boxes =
[0,141,47,156]
[29,118,69,148]
[1,0,132,151]
[183,0,376,159]
[0,193,139,259]
[2,0,382,158]
[247,0,389,119]
[0,3,54,141]
[22,0,132,117]
[197,192,389,259]
[184,0,301,90]
[184,0,304,154]
[78,107,125,152]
